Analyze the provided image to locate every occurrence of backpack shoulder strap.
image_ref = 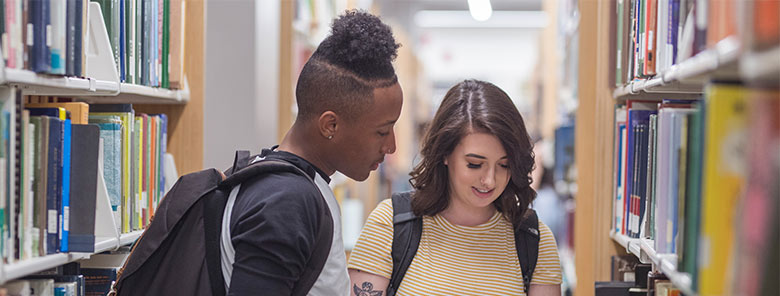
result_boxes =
[514,208,540,291]
[223,150,252,177]
[203,150,253,295]
[216,155,334,296]
[387,191,421,296]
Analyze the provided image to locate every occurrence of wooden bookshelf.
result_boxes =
[579,0,779,295]
[575,1,619,295]
[0,0,204,285]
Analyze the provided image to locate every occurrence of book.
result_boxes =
[49,0,67,75]
[81,268,117,296]
[640,113,657,239]
[731,90,779,295]
[65,0,77,76]
[87,116,122,214]
[44,115,62,255]
[68,124,100,253]
[90,104,133,233]
[751,0,780,50]
[622,100,655,236]
[25,103,89,125]
[698,84,748,295]
[706,0,736,49]
[168,0,183,89]
[31,116,49,256]
[4,280,32,296]
[60,118,71,253]
[119,0,125,82]
[681,102,703,287]
[615,0,627,86]
[161,0,169,88]
[30,0,51,73]
[643,0,656,76]
[21,110,34,260]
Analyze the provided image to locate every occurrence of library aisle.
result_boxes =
[0,0,776,295]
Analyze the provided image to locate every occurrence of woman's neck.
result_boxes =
[440,201,497,227]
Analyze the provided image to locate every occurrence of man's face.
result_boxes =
[335,83,403,181]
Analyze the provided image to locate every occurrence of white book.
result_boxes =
[5,280,32,296]
[655,0,668,74]
[50,0,67,74]
[24,121,35,260]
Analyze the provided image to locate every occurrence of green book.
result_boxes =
[682,103,703,287]
[162,0,170,88]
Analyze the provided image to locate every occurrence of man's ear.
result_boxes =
[318,111,339,140]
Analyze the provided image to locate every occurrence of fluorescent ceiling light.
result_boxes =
[468,0,492,21]
[415,10,548,29]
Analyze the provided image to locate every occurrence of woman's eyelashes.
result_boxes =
[378,130,390,137]
[466,162,509,169]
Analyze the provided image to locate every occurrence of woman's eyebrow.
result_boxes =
[465,153,508,160]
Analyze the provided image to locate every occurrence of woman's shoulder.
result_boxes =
[365,198,395,226]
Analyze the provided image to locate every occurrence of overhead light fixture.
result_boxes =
[414,10,548,29]
[468,0,492,21]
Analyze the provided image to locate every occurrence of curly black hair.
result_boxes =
[295,10,400,121]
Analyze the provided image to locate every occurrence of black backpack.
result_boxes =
[110,151,333,296]
[387,191,540,296]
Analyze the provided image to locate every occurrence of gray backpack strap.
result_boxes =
[515,209,540,290]
[387,191,421,296]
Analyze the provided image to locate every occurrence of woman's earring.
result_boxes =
[328,135,333,140]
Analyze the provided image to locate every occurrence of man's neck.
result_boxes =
[277,124,335,176]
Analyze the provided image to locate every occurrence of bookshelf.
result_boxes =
[0,0,205,288]
[578,0,779,295]
[0,231,142,284]
[613,38,780,100]
[609,231,695,295]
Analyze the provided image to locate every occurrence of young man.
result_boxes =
[222,10,403,296]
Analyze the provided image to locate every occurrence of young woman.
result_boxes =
[347,80,562,296]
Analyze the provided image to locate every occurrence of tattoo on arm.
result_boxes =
[353,282,383,296]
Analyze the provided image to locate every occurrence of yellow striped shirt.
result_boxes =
[348,199,562,295]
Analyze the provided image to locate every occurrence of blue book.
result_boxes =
[1,112,9,257]
[141,0,150,86]
[89,118,122,210]
[153,114,167,198]
[27,108,63,118]
[625,108,656,237]
[669,0,680,65]
[30,0,52,73]
[60,119,71,253]
[615,123,626,234]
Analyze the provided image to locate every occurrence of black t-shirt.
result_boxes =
[227,147,330,294]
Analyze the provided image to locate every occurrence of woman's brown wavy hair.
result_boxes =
[409,79,536,227]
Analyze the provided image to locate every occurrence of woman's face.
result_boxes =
[444,132,511,211]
